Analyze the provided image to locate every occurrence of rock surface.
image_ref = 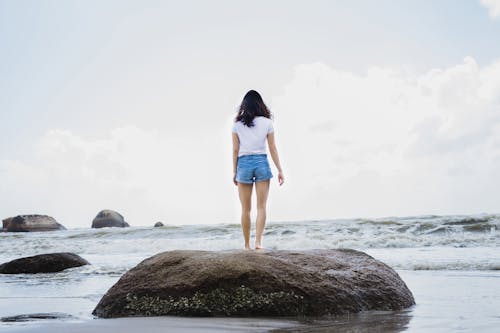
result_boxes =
[154,222,164,227]
[0,252,89,274]
[92,249,415,318]
[91,210,130,228]
[3,215,66,232]
[2,217,13,230]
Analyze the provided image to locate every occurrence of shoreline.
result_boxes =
[1,216,499,332]
[1,310,415,333]
[2,316,304,333]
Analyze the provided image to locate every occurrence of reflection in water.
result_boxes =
[275,309,413,333]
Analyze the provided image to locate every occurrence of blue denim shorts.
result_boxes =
[236,154,273,184]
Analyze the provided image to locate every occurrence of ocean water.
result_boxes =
[0,214,499,332]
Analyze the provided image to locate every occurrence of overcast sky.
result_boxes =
[1,0,500,227]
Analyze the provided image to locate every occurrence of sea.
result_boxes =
[0,214,499,332]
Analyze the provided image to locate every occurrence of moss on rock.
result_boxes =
[124,285,305,316]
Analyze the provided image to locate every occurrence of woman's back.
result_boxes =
[232,116,274,157]
[232,89,284,250]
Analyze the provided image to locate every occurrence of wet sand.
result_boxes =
[2,316,299,333]
[1,310,414,333]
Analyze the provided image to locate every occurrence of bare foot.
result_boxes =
[255,242,264,250]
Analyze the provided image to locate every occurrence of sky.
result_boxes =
[1,0,500,227]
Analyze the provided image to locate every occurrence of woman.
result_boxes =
[232,90,284,250]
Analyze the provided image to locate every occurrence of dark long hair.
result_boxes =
[235,90,272,127]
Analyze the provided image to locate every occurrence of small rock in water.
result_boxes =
[93,249,415,318]
[154,221,164,227]
[91,210,130,228]
[1,312,74,322]
[0,252,90,274]
[3,215,66,232]
[2,217,13,230]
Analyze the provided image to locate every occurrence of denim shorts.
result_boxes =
[236,154,273,184]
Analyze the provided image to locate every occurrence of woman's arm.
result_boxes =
[232,132,240,186]
[267,133,285,186]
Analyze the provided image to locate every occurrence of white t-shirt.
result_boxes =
[232,116,274,157]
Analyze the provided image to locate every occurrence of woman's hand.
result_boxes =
[233,172,238,186]
[278,171,285,186]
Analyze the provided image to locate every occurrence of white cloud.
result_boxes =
[2,57,500,226]
[480,0,500,18]
[0,125,239,227]
[270,57,500,218]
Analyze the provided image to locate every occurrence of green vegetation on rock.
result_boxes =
[124,285,305,316]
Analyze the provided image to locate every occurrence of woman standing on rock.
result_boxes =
[232,90,285,250]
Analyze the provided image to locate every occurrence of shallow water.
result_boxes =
[1,214,499,332]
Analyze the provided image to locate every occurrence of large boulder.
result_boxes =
[154,221,164,227]
[4,215,66,232]
[91,210,129,228]
[0,252,89,274]
[92,249,415,318]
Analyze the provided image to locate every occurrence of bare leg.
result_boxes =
[237,182,253,250]
[255,179,270,249]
